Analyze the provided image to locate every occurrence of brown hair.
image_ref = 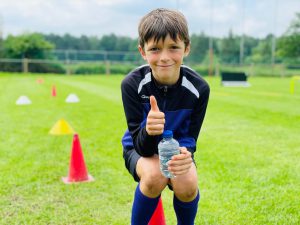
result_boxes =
[138,8,190,49]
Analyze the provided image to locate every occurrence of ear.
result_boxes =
[184,44,191,57]
[138,45,147,60]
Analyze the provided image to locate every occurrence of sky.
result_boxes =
[0,0,299,39]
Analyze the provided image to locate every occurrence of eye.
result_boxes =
[170,45,180,50]
[149,47,160,52]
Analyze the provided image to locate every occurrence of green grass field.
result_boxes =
[0,73,299,225]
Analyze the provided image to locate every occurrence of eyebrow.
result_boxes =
[145,43,158,49]
[147,38,179,46]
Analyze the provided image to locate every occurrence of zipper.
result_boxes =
[163,86,167,96]
[162,86,167,111]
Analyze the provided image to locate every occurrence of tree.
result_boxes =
[1,33,64,73]
[219,30,240,64]
[277,13,300,64]
[3,33,54,59]
[0,37,3,58]
[243,36,259,60]
[99,34,118,51]
[187,32,209,63]
[245,34,273,64]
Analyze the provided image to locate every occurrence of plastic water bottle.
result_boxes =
[158,130,180,178]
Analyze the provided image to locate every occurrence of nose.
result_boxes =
[160,49,170,62]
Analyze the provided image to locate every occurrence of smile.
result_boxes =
[157,64,175,67]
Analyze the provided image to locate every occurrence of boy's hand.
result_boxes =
[146,95,165,136]
[168,147,193,176]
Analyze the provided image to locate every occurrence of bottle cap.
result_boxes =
[162,130,173,138]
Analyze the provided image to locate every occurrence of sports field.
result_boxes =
[0,73,299,224]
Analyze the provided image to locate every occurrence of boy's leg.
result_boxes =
[136,155,169,198]
[171,163,200,225]
[131,183,160,225]
[125,151,168,225]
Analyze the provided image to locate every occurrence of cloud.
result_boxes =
[0,0,299,38]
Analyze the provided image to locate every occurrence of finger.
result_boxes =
[172,149,191,160]
[169,160,192,169]
[147,124,165,131]
[179,146,187,150]
[146,129,164,136]
[147,118,165,126]
[150,95,160,112]
[147,111,165,119]
[169,164,192,175]
[178,147,188,153]
[172,169,191,176]
[169,157,193,167]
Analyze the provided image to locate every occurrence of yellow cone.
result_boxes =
[49,119,75,135]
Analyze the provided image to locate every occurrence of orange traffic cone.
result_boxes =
[52,85,56,97]
[62,134,94,184]
[36,78,44,84]
[148,197,166,225]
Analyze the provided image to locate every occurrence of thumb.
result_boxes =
[150,95,160,112]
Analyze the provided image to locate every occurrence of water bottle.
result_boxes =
[158,130,180,178]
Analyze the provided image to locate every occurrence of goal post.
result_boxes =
[290,76,300,94]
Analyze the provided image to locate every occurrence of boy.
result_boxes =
[121,8,210,225]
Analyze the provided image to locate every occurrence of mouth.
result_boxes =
[157,64,175,68]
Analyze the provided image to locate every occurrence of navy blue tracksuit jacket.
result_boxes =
[121,65,210,157]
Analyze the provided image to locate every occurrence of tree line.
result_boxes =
[0,13,299,72]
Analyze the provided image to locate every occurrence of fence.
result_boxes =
[0,49,299,77]
[0,58,140,75]
[0,49,144,75]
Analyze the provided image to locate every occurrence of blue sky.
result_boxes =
[0,0,299,38]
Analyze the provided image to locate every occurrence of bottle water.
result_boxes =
[158,130,180,178]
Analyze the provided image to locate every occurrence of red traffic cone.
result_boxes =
[62,134,94,184]
[148,197,166,225]
[52,85,56,97]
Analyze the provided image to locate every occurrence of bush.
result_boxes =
[73,64,106,74]
[28,63,65,74]
[191,64,213,76]
[0,61,65,74]
[73,63,136,75]
[110,64,136,74]
[0,62,22,72]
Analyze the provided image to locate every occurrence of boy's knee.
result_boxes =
[140,170,168,196]
[175,188,198,202]
[172,175,198,202]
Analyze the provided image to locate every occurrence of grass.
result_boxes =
[0,72,299,224]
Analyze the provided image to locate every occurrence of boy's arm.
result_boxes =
[121,78,158,157]
[179,83,210,153]
[190,84,210,152]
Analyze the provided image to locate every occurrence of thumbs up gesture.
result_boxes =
[146,95,165,136]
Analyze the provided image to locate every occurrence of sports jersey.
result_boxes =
[121,64,210,157]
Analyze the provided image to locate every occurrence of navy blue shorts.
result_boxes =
[123,148,141,182]
[123,148,195,183]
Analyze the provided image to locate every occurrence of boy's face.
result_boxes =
[139,35,190,85]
